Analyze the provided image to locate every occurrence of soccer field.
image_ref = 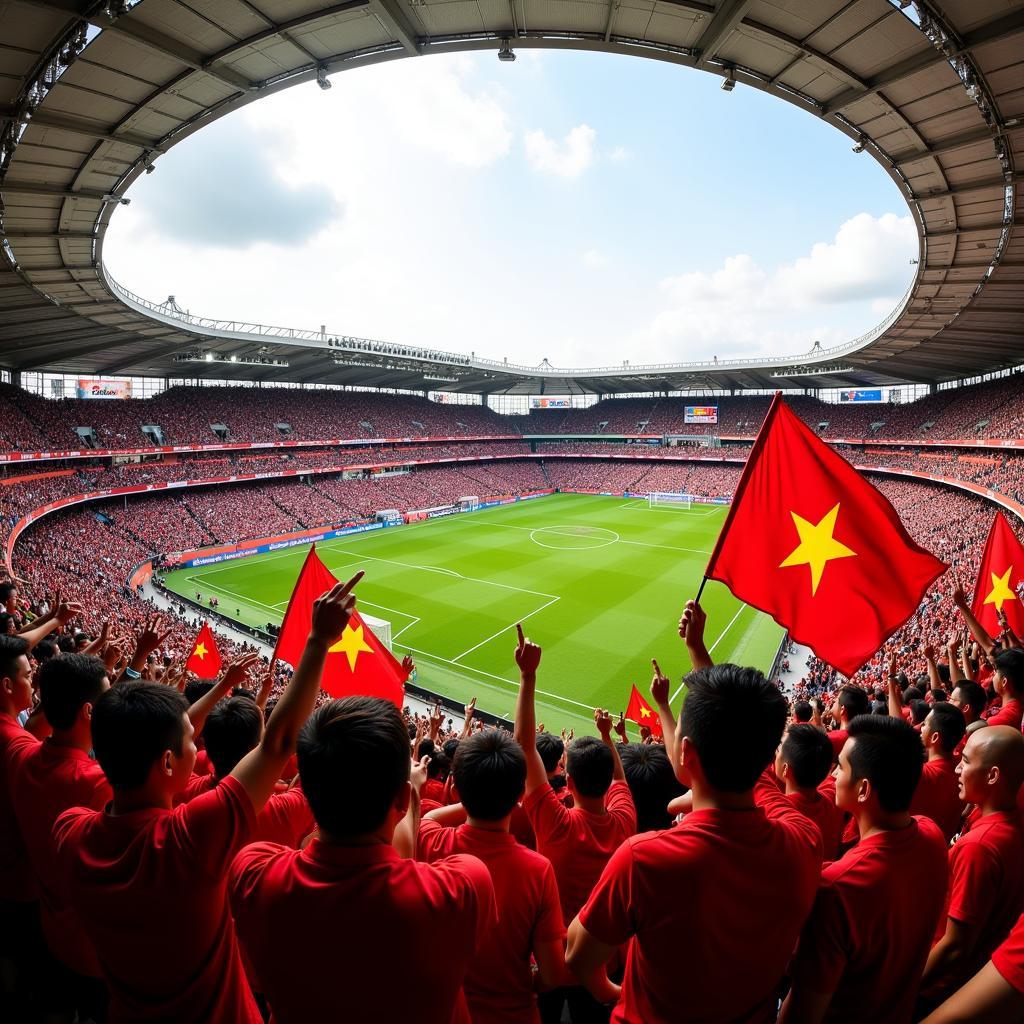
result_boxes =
[162,493,784,733]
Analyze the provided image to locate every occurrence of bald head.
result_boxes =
[959,726,1024,806]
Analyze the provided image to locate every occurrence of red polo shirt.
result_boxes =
[787,789,843,861]
[923,810,1024,1004]
[11,741,110,976]
[229,839,496,1024]
[54,775,261,1024]
[986,698,1023,730]
[579,771,822,1023]
[418,820,564,1023]
[0,714,39,902]
[827,729,848,759]
[910,757,964,842]
[790,816,948,1023]
[523,779,636,924]
[993,912,1024,993]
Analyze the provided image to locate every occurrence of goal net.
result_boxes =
[647,492,693,510]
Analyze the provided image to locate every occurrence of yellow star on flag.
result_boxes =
[984,566,1017,612]
[779,503,857,596]
[639,706,652,719]
[193,642,208,660]
[329,623,374,672]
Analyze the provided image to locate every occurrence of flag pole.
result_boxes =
[694,575,708,603]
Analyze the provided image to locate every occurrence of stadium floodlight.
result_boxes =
[721,70,736,92]
[497,38,516,62]
[101,194,130,205]
[316,65,331,91]
[852,136,867,153]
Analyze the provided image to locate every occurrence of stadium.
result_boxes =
[1,0,1024,1022]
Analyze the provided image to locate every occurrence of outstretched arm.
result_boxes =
[953,578,994,656]
[650,659,681,778]
[188,654,261,739]
[679,600,712,670]
[512,624,547,795]
[887,657,905,720]
[231,572,362,813]
[594,709,626,782]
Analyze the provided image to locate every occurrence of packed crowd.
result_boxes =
[5,541,1024,1023]
[2,374,1024,455]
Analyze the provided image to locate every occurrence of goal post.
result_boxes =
[647,492,693,510]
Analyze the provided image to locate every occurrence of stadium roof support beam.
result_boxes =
[920,172,1020,200]
[823,9,1024,116]
[0,182,109,200]
[368,0,421,55]
[890,126,1001,165]
[694,0,754,68]
[13,109,166,153]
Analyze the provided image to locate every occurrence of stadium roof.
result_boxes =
[1,0,1021,395]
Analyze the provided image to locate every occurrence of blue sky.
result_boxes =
[104,48,916,368]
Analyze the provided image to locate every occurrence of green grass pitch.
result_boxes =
[162,493,784,734]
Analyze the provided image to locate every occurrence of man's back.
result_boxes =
[230,838,495,1024]
[54,775,262,1024]
[787,789,843,861]
[418,820,564,1023]
[12,740,110,976]
[579,785,822,1023]
[0,714,38,903]
[790,816,948,1024]
[911,758,963,842]
[523,778,635,923]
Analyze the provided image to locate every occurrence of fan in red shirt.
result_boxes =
[54,573,363,1024]
[949,681,988,761]
[230,694,496,1024]
[775,724,844,860]
[918,726,1024,1013]
[985,650,1024,730]
[568,602,823,1024]
[10,654,111,1020]
[827,686,871,758]
[419,725,574,1022]
[910,703,967,842]
[513,626,636,1022]
[780,715,949,1024]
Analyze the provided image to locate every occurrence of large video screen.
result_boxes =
[684,405,718,424]
[838,389,884,403]
[76,379,132,400]
[530,397,571,409]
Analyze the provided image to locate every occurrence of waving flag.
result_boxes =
[625,684,662,736]
[972,511,1024,640]
[273,546,407,705]
[705,394,947,676]
[186,622,222,679]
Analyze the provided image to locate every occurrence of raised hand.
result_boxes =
[410,755,431,794]
[464,697,477,720]
[132,613,172,664]
[951,575,968,609]
[401,654,415,677]
[679,600,711,668]
[310,572,363,646]
[54,599,83,627]
[651,658,670,706]
[514,623,542,676]
[594,707,613,740]
[613,711,627,742]
[222,652,261,690]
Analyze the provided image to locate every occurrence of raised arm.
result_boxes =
[17,598,82,649]
[393,754,428,858]
[947,634,965,685]
[231,572,362,813]
[594,709,626,782]
[887,657,905,719]
[459,697,477,739]
[254,664,275,713]
[122,613,172,680]
[953,578,995,656]
[923,645,942,691]
[679,600,712,670]
[512,623,547,795]
[650,659,681,779]
[188,653,260,739]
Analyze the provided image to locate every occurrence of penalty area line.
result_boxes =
[450,596,561,664]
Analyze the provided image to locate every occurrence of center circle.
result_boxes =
[529,526,620,550]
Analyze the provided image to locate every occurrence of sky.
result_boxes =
[103,48,917,370]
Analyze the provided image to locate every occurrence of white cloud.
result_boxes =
[630,213,916,361]
[582,249,609,269]
[524,124,597,179]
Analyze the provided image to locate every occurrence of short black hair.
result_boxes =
[38,654,108,731]
[442,738,460,762]
[909,699,930,725]
[535,732,565,773]
[298,697,409,839]
[679,664,788,793]
[0,634,30,681]
[929,688,948,703]
[903,686,924,704]
[845,715,924,813]
[416,737,435,761]
[566,736,614,798]
[184,680,214,705]
[781,724,834,789]
[927,702,967,755]
[452,730,526,820]
[996,649,1024,691]
[0,581,17,603]
[837,685,871,721]
[31,637,59,663]
[426,749,449,781]
[619,743,685,832]
[792,700,812,723]
[203,696,262,778]
[952,680,987,719]
[92,682,189,790]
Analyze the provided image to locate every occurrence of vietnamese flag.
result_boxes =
[273,545,407,705]
[186,622,222,679]
[705,394,947,677]
[971,511,1024,639]
[625,684,662,736]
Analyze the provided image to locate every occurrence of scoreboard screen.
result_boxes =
[684,405,719,424]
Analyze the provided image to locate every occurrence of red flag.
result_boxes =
[625,684,662,736]
[705,394,947,677]
[185,622,222,680]
[273,545,407,705]
[971,511,1024,640]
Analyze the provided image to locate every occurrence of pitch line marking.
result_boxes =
[450,596,561,663]
[459,518,711,556]
[670,603,749,703]
[530,526,619,551]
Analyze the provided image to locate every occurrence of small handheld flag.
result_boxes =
[625,684,662,736]
[704,393,947,677]
[186,622,222,680]
[971,511,1024,640]
[273,546,408,706]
